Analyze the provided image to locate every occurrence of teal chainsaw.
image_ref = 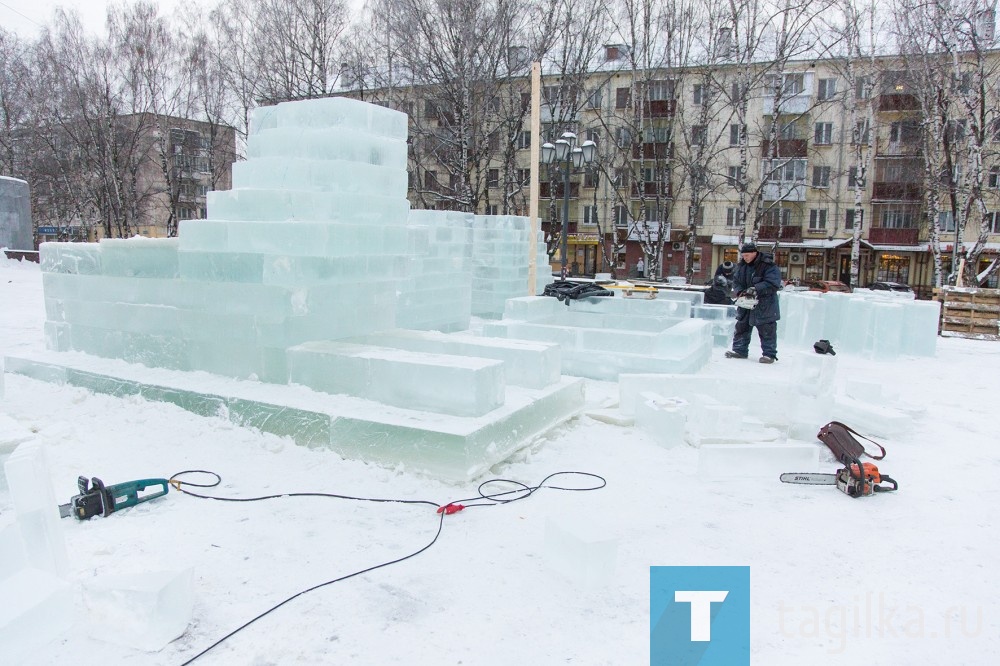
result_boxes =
[58,476,169,520]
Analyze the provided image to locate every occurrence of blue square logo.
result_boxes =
[650,566,750,665]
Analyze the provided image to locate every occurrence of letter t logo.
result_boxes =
[674,590,729,641]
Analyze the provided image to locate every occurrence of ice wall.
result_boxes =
[38,98,547,381]
[777,289,940,358]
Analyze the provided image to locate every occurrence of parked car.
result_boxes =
[801,280,852,293]
[867,281,914,293]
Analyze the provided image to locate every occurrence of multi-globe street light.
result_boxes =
[540,132,597,278]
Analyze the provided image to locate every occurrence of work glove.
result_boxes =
[743,287,757,299]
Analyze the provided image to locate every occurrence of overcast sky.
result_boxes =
[1,0,207,38]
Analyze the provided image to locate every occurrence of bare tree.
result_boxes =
[214,0,350,105]
[896,0,1000,287]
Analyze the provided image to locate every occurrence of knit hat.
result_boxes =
[740,242,758,253]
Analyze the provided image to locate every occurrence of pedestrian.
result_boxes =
[714,260,735,282]
[725,242,782,363]
[704,274,734,305]
[636,256,645,278]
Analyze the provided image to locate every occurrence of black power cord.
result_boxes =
[169,469,606,665]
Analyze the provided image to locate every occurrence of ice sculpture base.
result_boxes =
[4,351,583,483]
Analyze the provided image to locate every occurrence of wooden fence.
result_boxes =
[935,287,1000,340]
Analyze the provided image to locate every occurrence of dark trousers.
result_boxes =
[732,319,778,358]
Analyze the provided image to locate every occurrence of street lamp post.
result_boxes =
[541,132,597,278]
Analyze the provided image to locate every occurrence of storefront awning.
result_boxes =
[710,234,875,250]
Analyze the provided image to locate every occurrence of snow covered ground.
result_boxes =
[1,255,998,664]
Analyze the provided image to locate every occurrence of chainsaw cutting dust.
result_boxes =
[1,258,998,664]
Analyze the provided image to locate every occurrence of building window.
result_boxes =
[648,79,675,101]
[616,127,633,147]
[889,121,920,144]
[486,204,498,215]
[877,254,910,282]
[586,87,604,109]
[812,165,831,187]
[853,121,870,144]
[882,209,916,228]
[688,206,704,226]
[584,167,600,188]
[487,169,499,188]
[726,208,741,227]
[517,131,531,149]
[692,125,707,145]
[848,166,861,187]
[424,170,439,191]
[989,166,1000,188]
[729,123,743,146]
[693,83,705,105]
[818,78,837,101]
[515,168,530,185]
[809,208,828,231]
[855,76,871,99]
[814,122,833,145]
[988,211,1000,234]
[845,209,864,229]
[938,211,956,233]
[763,208,792,226]
[616,87,631,108]
[614,205,629,226]
[583,205,599,225]
[780,122,799,139]
[805,251,825,280]
[764,158,807,182]
[727,166,744,186]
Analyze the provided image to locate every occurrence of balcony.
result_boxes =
[872,182,922,201]
[540,105,579,123]
[762,93,812,115]
[539,182,581,198]
[878,94,920,112]
[760,139,808,158]
[876,139,922,156]
[632,142,674,160]
[645,99,676,117]
[758,225,803,242]
[631,181,672,198]
[868,227,920,245]
[763,182,807,202]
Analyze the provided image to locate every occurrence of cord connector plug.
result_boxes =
[436,503,465,515]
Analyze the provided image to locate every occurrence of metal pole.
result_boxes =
[561,163,570,277]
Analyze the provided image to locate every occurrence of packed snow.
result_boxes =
[1,255,998,664]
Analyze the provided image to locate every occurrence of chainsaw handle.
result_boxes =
[105,478,170,512]
[873,475,898,493]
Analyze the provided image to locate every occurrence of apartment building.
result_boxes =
[356,45,1000,296]
[23,114,236,244]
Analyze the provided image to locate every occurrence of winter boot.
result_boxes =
[725,350,748,359]
[759,356,776,364]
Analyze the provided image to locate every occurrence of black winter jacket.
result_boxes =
[732,252,782,324]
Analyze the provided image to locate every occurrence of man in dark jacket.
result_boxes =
[704,274,734,305]
[725,242,783,363]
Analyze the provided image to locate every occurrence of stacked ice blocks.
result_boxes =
[483,294,712,380]
[471,215,552,318]
[397,210,474,332]
[27,97,584,481]
[777,289,940,358]
[42,98,414,382]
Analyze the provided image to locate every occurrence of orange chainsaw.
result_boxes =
[780,461,898,498]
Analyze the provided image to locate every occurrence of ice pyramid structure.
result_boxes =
[11,97,580,481]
